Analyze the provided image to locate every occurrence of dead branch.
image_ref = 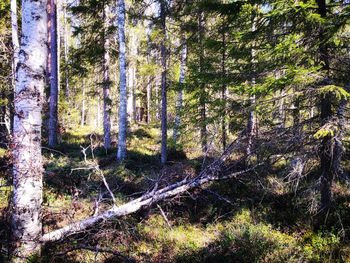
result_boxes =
[40,138,260,243]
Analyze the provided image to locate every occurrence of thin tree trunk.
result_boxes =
[246,12,257,160]
[221,28,227,150]
[103,2,111,149]
[117,0,127,160]
[155,74,160,120]
[317,0,335,214]
[127,30,137,123]
[127,66,135,123]
[160,0,167,165]
[63,0,70,98]
[81,82,86,127]
[198,10,207,154]
[145,9,153,124]
[173,36,187,145]
[246,96,256,157]
[146,76,152,124]
[48,0,59,147]
[278,89,286,129]
[11,0,47,259]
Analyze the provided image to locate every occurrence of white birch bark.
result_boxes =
[117,0,128,160]
[48,0,59,147]
[11,0,19,80]
[103,3,112,149]
[81,82,86,127]
[173,36,187,145]
[11,0,47,259]
[246,12,257,159]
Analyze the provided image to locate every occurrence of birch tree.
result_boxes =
[103,1,112,149]
[173,36,187,145]
[11,0,47,259]
[117,0,127,160]
[48,0,59,147]
[10,0,19,81]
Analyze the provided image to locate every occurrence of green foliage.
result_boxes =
[302,232,340,262]
[319,85,350,101]
[314,128,335,140]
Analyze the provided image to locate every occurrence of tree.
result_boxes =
[11,0,47,259]
[160,0,168,165]
[173,35,187,145]
[117,0,127,161]
[48,0,59,147]
[103,1,112,149]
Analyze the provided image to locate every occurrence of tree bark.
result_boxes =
[173,36,187,146]
[10,0,19,80]
[221,28,227,151]
[317,0,335,214]
[81,81,86,127]
[117,0,128,161]
[198,10,207,154]
[127,29,137,123]
[11,0,47,259]
[48,0,59,147]
[63,0,70,98]
[246,11,257,160]
[146,76,152,124]
[103,2,111,149]
[160,0,168,165]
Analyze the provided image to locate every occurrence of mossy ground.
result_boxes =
[1,125,350,262]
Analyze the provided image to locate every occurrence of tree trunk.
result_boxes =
[173,36,187,146]
[103,2,111,149]
[127,66,136,123]
[11,0,47,259]
[63,0,70,98]
[127,29,138,124]
[48,0,59,147]
[10,0,19,80]
[221,28,227,151]
[81,82,86,127]
[146,76,152,124]
[160,0,167,165]
[198,10,207,154]
[117,0,127,161]
[246,95,256,157]
[8,0,19,139]
[317,0,335,214]
[246,12,257,160]
[278,89,286,129]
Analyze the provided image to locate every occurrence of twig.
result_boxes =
[96,165,117,206]
[42,147,67,156]
[157,204,171,228]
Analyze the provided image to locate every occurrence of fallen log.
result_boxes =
[41,138,259,243]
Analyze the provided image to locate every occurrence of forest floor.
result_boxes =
[1,124,350,262]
